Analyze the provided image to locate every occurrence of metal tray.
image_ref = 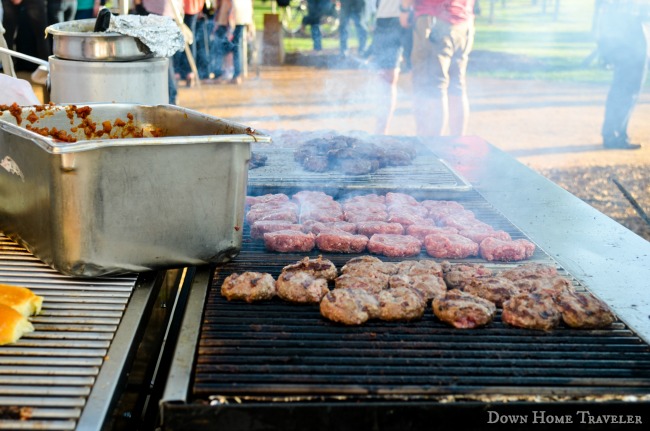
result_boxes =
[0,103,270,277]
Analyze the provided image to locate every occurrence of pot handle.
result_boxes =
[0,46,49,69]
[94,8,112,32]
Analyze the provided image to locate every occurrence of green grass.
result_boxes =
[254,0,620,82]
[470,0,611,82]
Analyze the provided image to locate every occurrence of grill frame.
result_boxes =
[160,136,650,430]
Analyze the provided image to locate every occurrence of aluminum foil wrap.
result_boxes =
[108,15,184,58]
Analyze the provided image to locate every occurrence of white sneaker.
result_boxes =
[31,65,49,85]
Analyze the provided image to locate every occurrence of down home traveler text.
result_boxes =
[487,410,643,424]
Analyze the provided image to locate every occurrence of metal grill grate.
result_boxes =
[0,234,138,430]
[248,148,472,191]
[192,191,650,401]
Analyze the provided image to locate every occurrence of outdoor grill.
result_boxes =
[159,136,650,431]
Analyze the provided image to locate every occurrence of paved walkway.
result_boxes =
[176,63,650,171]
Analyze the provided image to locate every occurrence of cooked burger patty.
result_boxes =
[442,263,493,289]
[221,272,276,303]
[499,263,558,281]
[432,289,497,329]
[377,286,426,321]
[460,276,519,307]
[320,288,381,325]
[556,290,616,329]
[275,270,330,303]
[341,256,398,275]
[501,292,561,331]
[281,256,338,280]
[513,275,574,300]
[388,273,447,302]
[334,273,388,294]
[397,259,444,277]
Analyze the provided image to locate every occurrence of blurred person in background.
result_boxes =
[135,0,184,104]
[2,0,50,75]
[399,0,475,137]
[75,0,101,19]
[229,0,253,84]
[595,0,649,150]
[211,0,252,84]
[48,0,77,26]
[194,1,214,80]
[339,0,368,57]
[369,0,412,134]
[174,0,205,87]
[303,0,330,52]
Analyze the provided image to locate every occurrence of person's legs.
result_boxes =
[74,9,94,20]
[411,15,451,136]
[373,18,403,135]
[195,17,211,79]
[63,0,76,21]
[312,24,322,51]
[231,24,245,81]
[447,21,474,136]
[305,0,323,51]
[602,42,647,147]
[375,68,399,134]
[25,0,50,60]
[603,61,646,144]
[339,8,351,55]
[47,0,64,25]
[211,25,229,78]
[175,13,198,84]
[352,12,368,54]
[2,0,19,49]
[402,26,413,69]
[168,60,177,104]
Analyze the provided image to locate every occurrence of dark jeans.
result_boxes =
[339,0,367,54]
[47,0,77,25]
[2,0,50,62]
[304,0,330,51]
[75,9,95,20]
[173,13,198,79]
[194,17,211,79]
[212,24,245,79]
[168,59,177,104]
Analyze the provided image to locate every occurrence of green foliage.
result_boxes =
[252,0,619,82]
[470,0,612,82]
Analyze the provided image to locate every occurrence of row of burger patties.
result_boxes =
[245,191,535,261]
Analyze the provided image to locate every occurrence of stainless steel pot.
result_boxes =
[49,56,169,105]
[45,19,152,62]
